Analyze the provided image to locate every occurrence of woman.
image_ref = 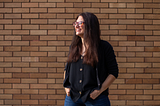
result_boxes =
[63,12,118,106]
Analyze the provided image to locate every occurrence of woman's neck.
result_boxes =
[81,37,87,56]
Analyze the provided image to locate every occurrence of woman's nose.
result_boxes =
[75,24,79,28]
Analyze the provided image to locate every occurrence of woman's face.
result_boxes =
[75,16,85,38]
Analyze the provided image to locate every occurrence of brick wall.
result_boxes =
[0,0,160,106]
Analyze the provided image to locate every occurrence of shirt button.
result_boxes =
[81,56,83,59]
[79,91,81,94]
[79,80,82,83]
[80,68,82,71]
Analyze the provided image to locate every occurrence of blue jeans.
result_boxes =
[64,94,110,106]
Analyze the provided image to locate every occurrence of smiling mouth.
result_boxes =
[76,29,81,32]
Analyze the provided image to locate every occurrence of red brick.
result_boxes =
[118,0,134,2]
[128,36,144,41]
[4,46,21,51]
[22,3,38,7]
[0,0,12,2]
[22,36,39,41]
[136,20,152,24]
[136,41,154,46]
[30,62,47,67]
[66,0,81,2]
[153,0,160,2]
[5,14,21,18]
[30,8,47,13]
[40,25,56,29]
[0,30,11,35]
[13,30,29,35]
[0,3,3,7]
[127,100,143,105]
[5,3,21,7]
[40,36,56,41]
[39,68,56,73]
[144,3,160,8]
[109,3,126,8]
[30,84,47,89]
[48,95,65,99]
[31,95,47,99]
[39,89,55,94]
[144,14,160,19]
[22,100,38,105]
[143,79,159,84]
[48,30,65,35]
[66,8,83,13]
[0,14,3,18]
[5,68,21,72]
[48,19,65,24]
[13,19,29,24]
[48,84,63,89]
[22,25,39,29]
[22,68,38,72]
[145,47,160,52]
[40,13,56,18]
[75,3,90,7]
[39,100,56,105]
[101,0,117,2]
[22,14,38,18]
[22,57,39,62]
[95,13,108,19]
[31,19,47,24]
[39,3,55,7]
[153,9,160,13]
[144,101,160,105]
[4,79,20,83]
[57,3,73,7]
[109,14,126,19]
[0,94,12,99]
[101,30,118,35]
[57,14,73,18]
[5,36,21,40]
[13,73,30,78]
[136,0,152,2]
[83,8,99,13]
[119,95,135,100]
[13,52,29,56]
[22,89,38,94]
[13,0,29,2]
[136,30,152,35]
[30,0,47,2]
[13,95,30,99]
[48,8,65,13]
[30,30,47,35]
[21,79,37,83]
[13,84,29,89]
[119,19,135,24]
[127,3,143,8]
[5,89,21,94]
[126,79,142,84]
[0,8,12,13]
[110,25,126,29]
[5,100,21,105]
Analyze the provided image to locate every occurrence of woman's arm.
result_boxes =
[64,71,71,96]
[90,74,116,99]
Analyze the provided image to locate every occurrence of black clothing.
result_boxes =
[63,40,119,103]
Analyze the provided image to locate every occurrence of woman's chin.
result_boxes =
[76,34,83,38]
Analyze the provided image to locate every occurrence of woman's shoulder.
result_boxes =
[99,40,113,49]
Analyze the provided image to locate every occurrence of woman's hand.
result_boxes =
[65,88,70,96]
[90,89,101,99]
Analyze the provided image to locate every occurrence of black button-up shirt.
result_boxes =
[63,40,119,103]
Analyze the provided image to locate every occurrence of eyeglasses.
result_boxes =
[73,21,85,27]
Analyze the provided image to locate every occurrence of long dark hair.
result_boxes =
[67,12,101,67]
